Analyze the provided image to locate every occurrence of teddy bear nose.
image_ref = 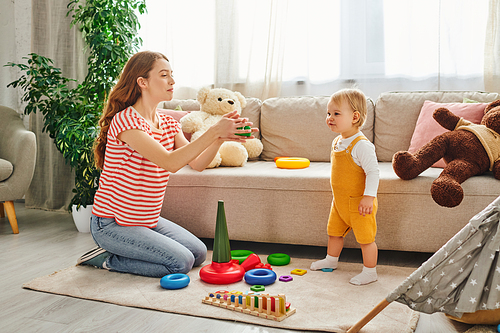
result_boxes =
[228,100,234,105]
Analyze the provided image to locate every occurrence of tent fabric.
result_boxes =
[386,196,500,318]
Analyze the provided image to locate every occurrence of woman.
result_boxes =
[77,51,256,278]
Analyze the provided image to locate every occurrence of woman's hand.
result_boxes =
[213,111,258,142]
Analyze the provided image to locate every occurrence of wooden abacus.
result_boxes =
[202,291,296,321]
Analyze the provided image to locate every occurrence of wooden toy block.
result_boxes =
[202,291,296,321]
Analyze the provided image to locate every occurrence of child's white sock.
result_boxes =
[349,266,377,285]
[310,254,338,271]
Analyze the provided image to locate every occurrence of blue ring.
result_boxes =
[160,273,190,290]
[244,268,277,286]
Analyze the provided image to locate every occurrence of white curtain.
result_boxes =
[26,0,87,211]
[138,0,494,100]
[485,0,500,93]
[0,0,31,127]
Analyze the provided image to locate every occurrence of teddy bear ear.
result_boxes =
[197,87,211,105]
[234,91,247,109]
[484,99,500,114]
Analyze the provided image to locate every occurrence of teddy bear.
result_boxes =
[180,87,263,168]
[392,99,500,208]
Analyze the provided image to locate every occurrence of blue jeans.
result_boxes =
[90,214,207,278]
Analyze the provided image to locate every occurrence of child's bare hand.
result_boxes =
[358,196,375,216]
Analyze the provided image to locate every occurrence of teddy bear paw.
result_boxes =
[392,151,422,180]
[431,177,464,208]
[206,153,222,168]
[219,142,248,167]
[243,139,263,159]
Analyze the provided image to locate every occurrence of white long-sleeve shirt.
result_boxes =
[332,131,380,197]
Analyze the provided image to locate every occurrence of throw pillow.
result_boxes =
[408,101,487,168]
[157,108,192,141]
[462,97,480,103]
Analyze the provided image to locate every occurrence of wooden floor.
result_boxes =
[0,201,434,333]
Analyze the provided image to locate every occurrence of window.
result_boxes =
[138,0,489,99]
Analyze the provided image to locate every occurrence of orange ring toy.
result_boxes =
[275,157,310,169]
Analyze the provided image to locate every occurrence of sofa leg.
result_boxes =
[3,201,19,234]
[0,202,4,218]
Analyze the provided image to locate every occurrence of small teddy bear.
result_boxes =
[392,99,500,208]
[180,87,263,168]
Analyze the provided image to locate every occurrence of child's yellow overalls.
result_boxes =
[327,135,377,244]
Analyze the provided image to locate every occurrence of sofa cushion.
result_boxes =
[260,96,375,162]
[166,161,498,197]
[159,97,262,140]
[0,158,13,181]
[377,163,498,196]
[374,91,500,162]
[408,101,488,167]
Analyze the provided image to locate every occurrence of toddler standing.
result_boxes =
[310,88,380,285]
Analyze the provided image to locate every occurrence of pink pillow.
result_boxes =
[408,101,487,168]
[157,109,192,141]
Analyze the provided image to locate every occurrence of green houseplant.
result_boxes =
[6,0,146,216]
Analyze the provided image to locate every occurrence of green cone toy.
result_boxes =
[212,200,231,263]
[199,200,245,284]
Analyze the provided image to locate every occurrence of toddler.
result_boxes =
[310,88,380,285]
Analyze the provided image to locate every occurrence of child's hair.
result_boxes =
[94,51,169,169]
[330,88,367,128]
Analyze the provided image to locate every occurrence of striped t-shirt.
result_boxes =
[92,106,181,228]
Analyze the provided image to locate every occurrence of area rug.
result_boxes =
[23,252,418,333]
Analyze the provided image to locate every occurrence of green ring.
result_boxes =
[267,253,291,266]
[235,126,251,137]
[231,250,254,264]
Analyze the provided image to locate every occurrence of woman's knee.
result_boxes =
[173,253,196,274]
[192,242,207,267]
[173,242,206,273]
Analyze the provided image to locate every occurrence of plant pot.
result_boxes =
[71,204,93,233]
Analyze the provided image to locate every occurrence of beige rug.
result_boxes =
[23,252,418,333]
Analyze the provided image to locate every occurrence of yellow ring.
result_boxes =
[275,157,310,169]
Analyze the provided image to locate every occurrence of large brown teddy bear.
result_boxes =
[392,99,500,208]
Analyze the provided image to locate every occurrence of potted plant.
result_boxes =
[5,0,146,231]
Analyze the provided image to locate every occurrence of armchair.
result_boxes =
[0,105,36,233]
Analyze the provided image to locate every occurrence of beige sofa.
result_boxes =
[159,91,500,253]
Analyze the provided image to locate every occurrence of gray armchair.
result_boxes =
[0,105,36,233]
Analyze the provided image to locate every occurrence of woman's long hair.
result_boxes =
[94,51,169,169]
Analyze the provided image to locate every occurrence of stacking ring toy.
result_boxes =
[267,253,291,266]
[235,126,251,137]
[275,157,310,169]
[160,273,190,290]
[231,249,254,264]
[244,268,277,286]
[279,275,293,282]
[250,285,266,292]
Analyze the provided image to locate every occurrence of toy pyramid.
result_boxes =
[199,200,245,284]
